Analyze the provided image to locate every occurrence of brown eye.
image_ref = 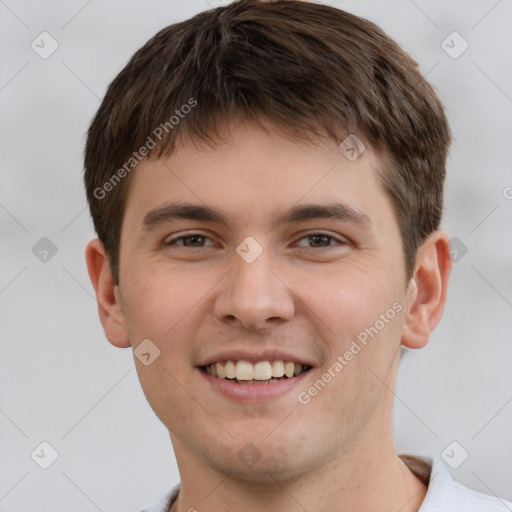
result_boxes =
[308,234,333,247]
[295,232,345,248]
[165,234,214,248]
[181,235,207,247]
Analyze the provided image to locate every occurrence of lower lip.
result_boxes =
[197,367,312,402]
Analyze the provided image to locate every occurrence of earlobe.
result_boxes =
[401,230,452,349]
[85,239,131,348]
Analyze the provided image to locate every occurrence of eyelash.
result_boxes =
[164,232,347,249]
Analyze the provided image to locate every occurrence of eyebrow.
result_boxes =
[140,201,372,231]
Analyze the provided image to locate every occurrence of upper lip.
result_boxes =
[197,349,315,368]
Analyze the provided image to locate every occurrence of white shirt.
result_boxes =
[141,453,512,511]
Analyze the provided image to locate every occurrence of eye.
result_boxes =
[295,232,347,248]
[164,233,215,248]
[163,231,348,250]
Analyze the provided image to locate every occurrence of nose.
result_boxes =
[213,246,295,330]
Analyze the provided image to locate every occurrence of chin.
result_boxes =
[202,442,321,485]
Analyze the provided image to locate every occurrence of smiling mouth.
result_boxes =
[200,360,312,385]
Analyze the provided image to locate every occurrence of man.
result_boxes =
[83,1,511,510]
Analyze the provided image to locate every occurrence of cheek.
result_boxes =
[123,266,204,418]
[297,262,406,417]
[123,262,212,342]
[298,263,400,346]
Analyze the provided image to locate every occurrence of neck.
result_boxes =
[170,434,427,512]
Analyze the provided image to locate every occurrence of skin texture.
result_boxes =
[86,121,452,512]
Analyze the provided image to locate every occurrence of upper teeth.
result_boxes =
[205,360,308,380]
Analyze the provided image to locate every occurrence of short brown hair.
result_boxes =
[84,0,451,285]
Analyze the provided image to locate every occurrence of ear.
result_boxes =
[401,230,452,349]
[85,239,131,348]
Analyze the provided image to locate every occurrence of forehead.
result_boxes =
[122,121,390,231]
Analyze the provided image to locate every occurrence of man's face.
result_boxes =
[116,121,415,480]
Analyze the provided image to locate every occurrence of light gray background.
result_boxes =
[1,0,511,510]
